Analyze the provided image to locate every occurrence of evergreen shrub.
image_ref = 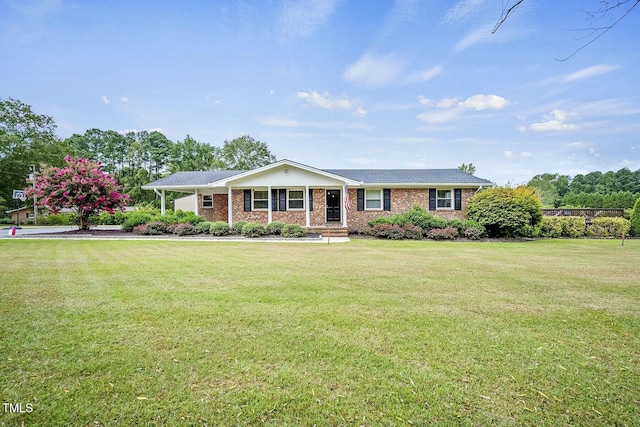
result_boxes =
[281,224,306,238]
[209,221,231,236]
[242,222,265,238]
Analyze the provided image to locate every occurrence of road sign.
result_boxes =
[12,190,26,201]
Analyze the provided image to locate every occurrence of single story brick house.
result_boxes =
[142,159,494,233]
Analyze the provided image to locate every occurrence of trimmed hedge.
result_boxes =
[630,198,640,237]
[242,222,266,238]
[209,221,231,236]
[265,221,286,235]
[586,217,630,238]
[281,224,306,238]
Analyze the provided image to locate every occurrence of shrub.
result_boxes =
[281,224,306,238]
[195,221,214,234]
[39,213,76,225]
[402,205,447,231]
[630,198,640,237]
[173,223,197,236]
[467,186,542,237]
[0,217,13,225]
[427,226,458,240]
[463,226,485,240]
[122,212,154,232]
[587,217,630,238]
[265,221,286,235]
[539,217,586,238]
[401,224,423,240]
[232,221,248,235]
[242,222,265,238]
[94,211,127,225]
[174,211,206,225]
[209,221,231,236]
[370,224,406,240]
[133,221,165,235]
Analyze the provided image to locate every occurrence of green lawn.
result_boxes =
[1,238,639,426]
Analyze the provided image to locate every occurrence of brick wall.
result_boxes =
[345,188,476,231]
[198,194,228,222]
[227,187,476,231]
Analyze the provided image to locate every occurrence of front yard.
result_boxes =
[1,239,638,425]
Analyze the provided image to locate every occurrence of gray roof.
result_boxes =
[143,166,493,188]
[325,168,494,185]
[142,170,243,188]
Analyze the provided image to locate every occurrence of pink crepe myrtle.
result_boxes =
[25,156,129,230]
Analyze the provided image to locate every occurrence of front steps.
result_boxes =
[308,226,350,238]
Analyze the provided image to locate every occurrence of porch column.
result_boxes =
[305,185,310,228]
[194,188,199,215]
[227,186,233,226]
[267,185,272,224]
[161,189,166,216]
[342,185,348,228]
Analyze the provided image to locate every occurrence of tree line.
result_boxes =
[527,170,640,209]
[1,97,275,213]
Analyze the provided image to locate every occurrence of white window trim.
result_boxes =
[253,190,269,211]
[436,189,453,210]
[365,189,383,210]
[202,194,213,208]
[287,189,305,210]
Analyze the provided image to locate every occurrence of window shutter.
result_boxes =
[454,189,462,211]
[271,189,278,211]
[279,189,287,211]
[429,188,436,211]
[383,189,391,211]
[308,189,313,211]
[357,189,365,211]
[244,189,251,212]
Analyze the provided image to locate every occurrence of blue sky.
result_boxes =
[1,0,638,185]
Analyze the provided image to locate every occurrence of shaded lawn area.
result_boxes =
[0,239,638,426]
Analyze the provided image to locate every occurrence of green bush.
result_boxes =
[587,217,630,238]
[122,212,154,232]
[174,211,206,225]
[266,221,286,235]
[39,213,76,226]
[242,222,265,238]
[209,221,231,236]
[467,186,542,237]
[232,221,248,235]
[0,217,13,225]
[195,221,214,234]
[630,198,640,237]
[402,205,447,231]
[173,223,197,236]
[539,217,586,238]
[281,224,306,238]
[94,211,127,225]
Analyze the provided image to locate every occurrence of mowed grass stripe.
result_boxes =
[1,239,638,426]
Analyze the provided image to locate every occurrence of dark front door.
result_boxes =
[326,190,341,222]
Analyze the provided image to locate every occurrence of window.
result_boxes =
[437,190,452,208]
[288,190,304,210]
[365,189,382,209]
[253,190,268,210]
[202,195,213,208]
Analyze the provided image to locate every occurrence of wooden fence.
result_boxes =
[542,208,625,218]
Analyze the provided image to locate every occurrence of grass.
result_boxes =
[0,238,639,426]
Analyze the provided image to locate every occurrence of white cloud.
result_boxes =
[458,94,509,111]
[521,151,533,158]
[296,91,353,111]
[417,95,431,106]
[353,107,368,118]
[417,109,460,124]
[455,25,493,51]
[563,64,618,82]
[436,97,459,109]
[406,65,443,83]
[441,0,484,25]
[503,151,513,158]
[101,95,110,105]
[277,0,336,40]
[528,109,577,132]
[120,96,129,103]
[343,54,405,87]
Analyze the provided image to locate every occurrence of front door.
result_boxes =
[326,190,341,222]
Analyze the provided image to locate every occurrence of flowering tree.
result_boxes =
[25,156,129,230]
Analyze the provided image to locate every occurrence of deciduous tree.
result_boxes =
[25,156,129,230]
